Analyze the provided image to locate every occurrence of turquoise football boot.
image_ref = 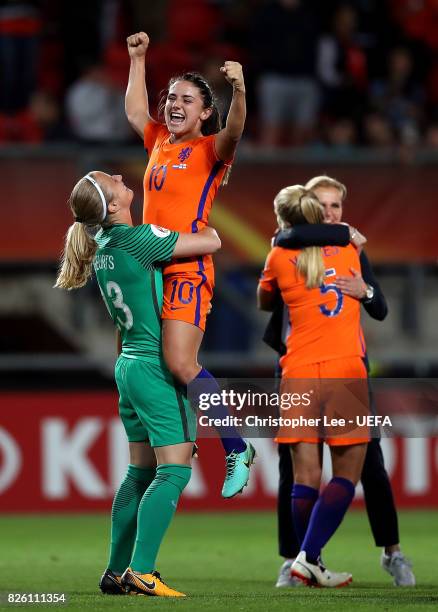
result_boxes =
[221,441,256,498]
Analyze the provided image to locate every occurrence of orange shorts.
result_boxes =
[276,356,369,446]
[162,270,214,332]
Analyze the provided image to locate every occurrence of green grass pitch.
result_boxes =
[0,511,436,611]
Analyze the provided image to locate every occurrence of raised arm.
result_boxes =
[173,227,221,258]
[125,32,153,138]
[214,61,246,161]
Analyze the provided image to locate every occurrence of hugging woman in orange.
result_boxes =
[124,32,254,498]
[258,186,369,587]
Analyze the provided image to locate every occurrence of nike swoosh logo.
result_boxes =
[171,500,177,508]
[134,575,156,590]
[170,306,184,310]
[243,461,251,468]
[295,561,318,583]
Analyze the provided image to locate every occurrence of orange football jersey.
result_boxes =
[143,121,230,274]
[259,244,366,368]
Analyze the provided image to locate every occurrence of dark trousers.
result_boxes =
[277,438,400,558]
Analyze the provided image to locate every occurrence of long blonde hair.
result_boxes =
[273,185,325,288]
[54,172,112,290]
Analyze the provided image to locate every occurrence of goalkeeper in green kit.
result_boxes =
[55,171,221,597]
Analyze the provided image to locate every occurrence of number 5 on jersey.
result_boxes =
[319,268,343,317]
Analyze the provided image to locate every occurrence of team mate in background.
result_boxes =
[266,176,415,588]
[258,185,369,588]
[125,31,255,498]
[55,171,221,597]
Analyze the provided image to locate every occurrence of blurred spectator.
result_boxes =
[250,0,321,146]
[29,89,67,140]
[390,0,438,51]
[65,62,131,144]
[363,112,395,149]
[370,47,424,145]
[317,3,368,120]
[326,117,357,150]
[309,116,358,155]
[0,1,42,113]
[0,89,66,144]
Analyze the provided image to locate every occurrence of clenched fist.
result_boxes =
[220,61,245,93]
[126,32,149,59]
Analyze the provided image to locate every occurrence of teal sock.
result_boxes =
[108,464,155,574]
[130,464,191,574]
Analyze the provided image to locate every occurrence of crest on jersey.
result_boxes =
[178,146,193,163]
[151,224,171,238]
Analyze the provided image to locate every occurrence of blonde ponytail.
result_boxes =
[296,247,325,289]
[297,191,325,288]
[55,171,112,291]
[273,185,325,289]
[54,222,98,289]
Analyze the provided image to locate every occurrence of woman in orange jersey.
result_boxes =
[258,186,369,587]
[124,32,254,498]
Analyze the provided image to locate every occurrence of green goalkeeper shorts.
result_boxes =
[115,354,197,447]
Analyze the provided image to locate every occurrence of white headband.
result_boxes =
[84,174,107,221]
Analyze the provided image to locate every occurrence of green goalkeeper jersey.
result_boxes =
[93,223,178,362]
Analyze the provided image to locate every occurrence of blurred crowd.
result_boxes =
[1,0,437,151]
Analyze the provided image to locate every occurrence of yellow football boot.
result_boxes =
[121,568,186,597]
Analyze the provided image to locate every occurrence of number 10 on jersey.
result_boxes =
[148,164,167,191]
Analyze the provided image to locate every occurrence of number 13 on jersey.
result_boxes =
[100,281,134,331]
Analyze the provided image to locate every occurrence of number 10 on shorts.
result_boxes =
[170,279,195,305]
